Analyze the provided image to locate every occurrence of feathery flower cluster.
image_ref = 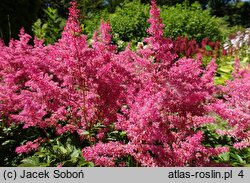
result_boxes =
[15,137,44,154]
[211,59,250,149]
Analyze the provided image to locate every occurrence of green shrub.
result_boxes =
[109,0,149,42]
[33,1,234,46]
[160,2,224,42]
[84,1,229,44]
[84,0,149,42]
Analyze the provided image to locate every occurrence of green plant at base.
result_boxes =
[0,117,40,166]
[18,135,92,167]
[201,116,250,167]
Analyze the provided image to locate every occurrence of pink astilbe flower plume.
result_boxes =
[211,60,250,149]
[138,0,177,65]
[15,137,44,154]
[62,1,82,38]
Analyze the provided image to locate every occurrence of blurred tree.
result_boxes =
[208,0,232,16]
[39,0,106,19]
[39,0,71,18]
[223,1,250,27]
[0,0,41,44]
[105,0,126,12]
[140,0,208,6]
[77,0,105,19]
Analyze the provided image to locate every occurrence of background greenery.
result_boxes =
[1,0,250,44]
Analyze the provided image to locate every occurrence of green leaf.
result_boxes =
[2,140,16,146]
[59,146,67,154]
[110,131,119,134]
[205,45,213,51]
[120,131,127,136]
[81,131,89,136]
[35,151,47,158]
[107,137,117,141]
[242,57,249,63]
[230,153,246,164]
[218,66,232,73]
[219,152,230,161]
[19,157,40,167]
[62,160,76,167]
[88,162,95,167]
[70,150,80,159]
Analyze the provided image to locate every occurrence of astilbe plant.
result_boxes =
[82,0,228,167]
[0,1,131,152]
[211,59,250,149]
[1,0,247,167]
